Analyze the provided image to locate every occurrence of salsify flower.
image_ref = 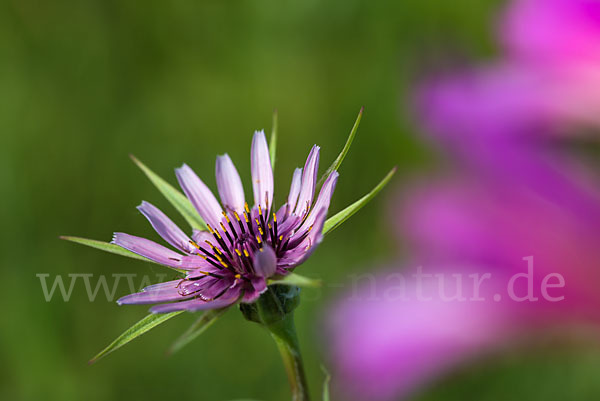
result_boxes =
[115,130,338,313]
[62,110,395,376]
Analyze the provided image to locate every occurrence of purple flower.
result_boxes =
[115,130,338,313]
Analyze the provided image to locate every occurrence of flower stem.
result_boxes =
[267,313,311,401]
[241,285,310,401]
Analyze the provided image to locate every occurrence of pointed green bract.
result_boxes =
[321,365,331,401]
[60,236,186,274]
[323,167,397,235]
[89,311,184,364]
[167,308,229,355]
[61,236,149,262]
[269,109,278,170]
[270,272,322,288]
[318,107,363,186]
[130,155,207,231]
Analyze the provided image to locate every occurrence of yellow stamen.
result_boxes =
[205,240,223,255]
[243,249,250,257]
[234,211,241,221]
[258,204,262,215]
[222,211,231,223]
[273,212,277,222]
[279,235,283,241]
[235,249,242,256]
[244,202,250,214]
[206,224,215,234]
[220,222,228,233]
[235,274,241,279]
[256,235,262,244]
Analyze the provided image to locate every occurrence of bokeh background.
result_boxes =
[3,0,600,400]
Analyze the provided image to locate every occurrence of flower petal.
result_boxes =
[251,130,274,211]
[279,208,328,268]
[175,164,223,229]
[215,154,246,214]
[244,277,268,302]
[294,145,320,216]
[112,233,193,269]
[253,244,277,278]
[150,287,240,313]
[302,171,339,230]
[137,201,194,253]
[117,280,192,305]
[287,168,303,213]
[191,229,217,248]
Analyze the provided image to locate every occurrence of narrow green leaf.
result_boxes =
[269,273,322,288]
[321,365,331,401]
[167,307,229,355]
[61,236,149,262]
[89,311,183,364]
[269,109,278,170]
[130,155,207,230]
[60,236,186,274]
[323,167,397,235]
[318,107,363,186]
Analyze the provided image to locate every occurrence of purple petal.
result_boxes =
[302,171,338,230]
[243,277,268,302]
[137,201,194,253]
[191,229,213,245]
[196,277,233,300]
[280,208,327,268]
[117,280,191,305]
[215,154,246,214]
[112,232,194,269]
[175,164,223,229]
[251,130,274,211]
[294,145,320,216]
[287,168,303,213]
[150,287,240,313]
[253,244,277,278]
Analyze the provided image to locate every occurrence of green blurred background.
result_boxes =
[3,0,600,400]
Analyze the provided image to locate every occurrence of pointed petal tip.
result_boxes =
[175,163,189,173]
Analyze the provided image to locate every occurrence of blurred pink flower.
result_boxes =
[328,1,600,399]
[328,171,600,401]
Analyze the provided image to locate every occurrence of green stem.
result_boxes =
[241,285,310,401]
[267,314,311,401]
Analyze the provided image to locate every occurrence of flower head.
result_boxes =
[115,130,338,313]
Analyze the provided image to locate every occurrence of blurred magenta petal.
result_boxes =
[502,0,600,64]
[329,265,520,401]
[422,0,600,137]
[419,65,550,141]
